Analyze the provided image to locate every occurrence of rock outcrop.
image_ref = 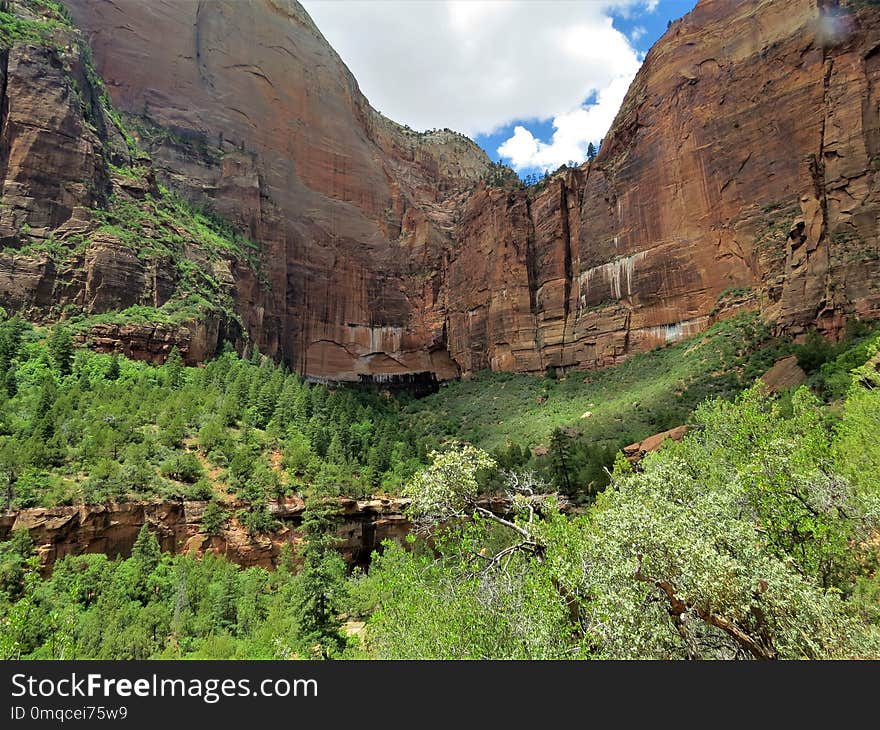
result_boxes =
[759,355,808,393]
[0,497,413,571]
[1,0,878,381]
[623,425,690,462]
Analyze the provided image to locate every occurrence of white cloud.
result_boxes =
[301,0,652,170]
[498,74,633,170]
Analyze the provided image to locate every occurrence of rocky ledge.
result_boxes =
[0,497,413,571]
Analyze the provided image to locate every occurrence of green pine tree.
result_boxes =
[130,524,161,602]
[165,347,184,389]
[292,482,347,658]
[549,427,574,494]
[47,325,74,377]
[106,355,121,381]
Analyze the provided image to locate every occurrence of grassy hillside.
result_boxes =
[403,313,793,452]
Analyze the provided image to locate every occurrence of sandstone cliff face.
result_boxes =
[0,4,247,363]
[445,0,880,373]
[3,0,879,380]
[0,497,413,571]
[64,0,497,384]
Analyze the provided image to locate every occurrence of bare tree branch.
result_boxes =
[634,555,777,660]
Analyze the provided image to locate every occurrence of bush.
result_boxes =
[201,500,228,536]
[159,451,204,483]
[237,505,277,537]
[198,419,227,454]
[186,478,214,500]
[795,332,839,374]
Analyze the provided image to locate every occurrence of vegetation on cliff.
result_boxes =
[405,315,861,498]
[0,0,71,49]
[1,0,261,337]
[0,315,426,513]
[405,314,788,451]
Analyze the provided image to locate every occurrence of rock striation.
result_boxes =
[61,0,497,384]
[1,0,878,381]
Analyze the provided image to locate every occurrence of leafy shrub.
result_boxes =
[795,331,839,374]
[159,452,204,483]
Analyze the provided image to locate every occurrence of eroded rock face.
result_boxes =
[445,0,880,373]
[0,42,109,241]
[0,13,245,365]
[3,0,879,380]
[62,0,495,384]
[0,497,413,571]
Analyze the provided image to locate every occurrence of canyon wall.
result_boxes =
[2,0,879,380]
[0,8,245,364]
[61,0,497,384]
[445,0,880,372]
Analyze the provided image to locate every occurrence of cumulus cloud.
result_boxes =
[301,0,652,170]
[497,75,633,170]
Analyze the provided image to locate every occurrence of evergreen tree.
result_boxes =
[164,347,184,389]
[0,528,35,602]
[230,369,251,415]
[33,377,58,441]
[0,438,22,510]
[326,431,347,466]
[271,377,300,431]
[250,380,277,428]
[292,482,347,658]
[549,427,574,494]
[130,524,161,602]
[292,387,312,431]
[47,325,74,377]
[3,366,15,398]
[106,355,121,381]
[202,500,228,537]
[132,524,161,572]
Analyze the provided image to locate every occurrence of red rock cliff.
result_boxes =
[4,0,879,379]
[445,0,880,373]
[63,0,498,385]
[0,497,413,571]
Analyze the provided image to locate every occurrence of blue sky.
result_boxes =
[303,1,697,176]
[476,1,696,172]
